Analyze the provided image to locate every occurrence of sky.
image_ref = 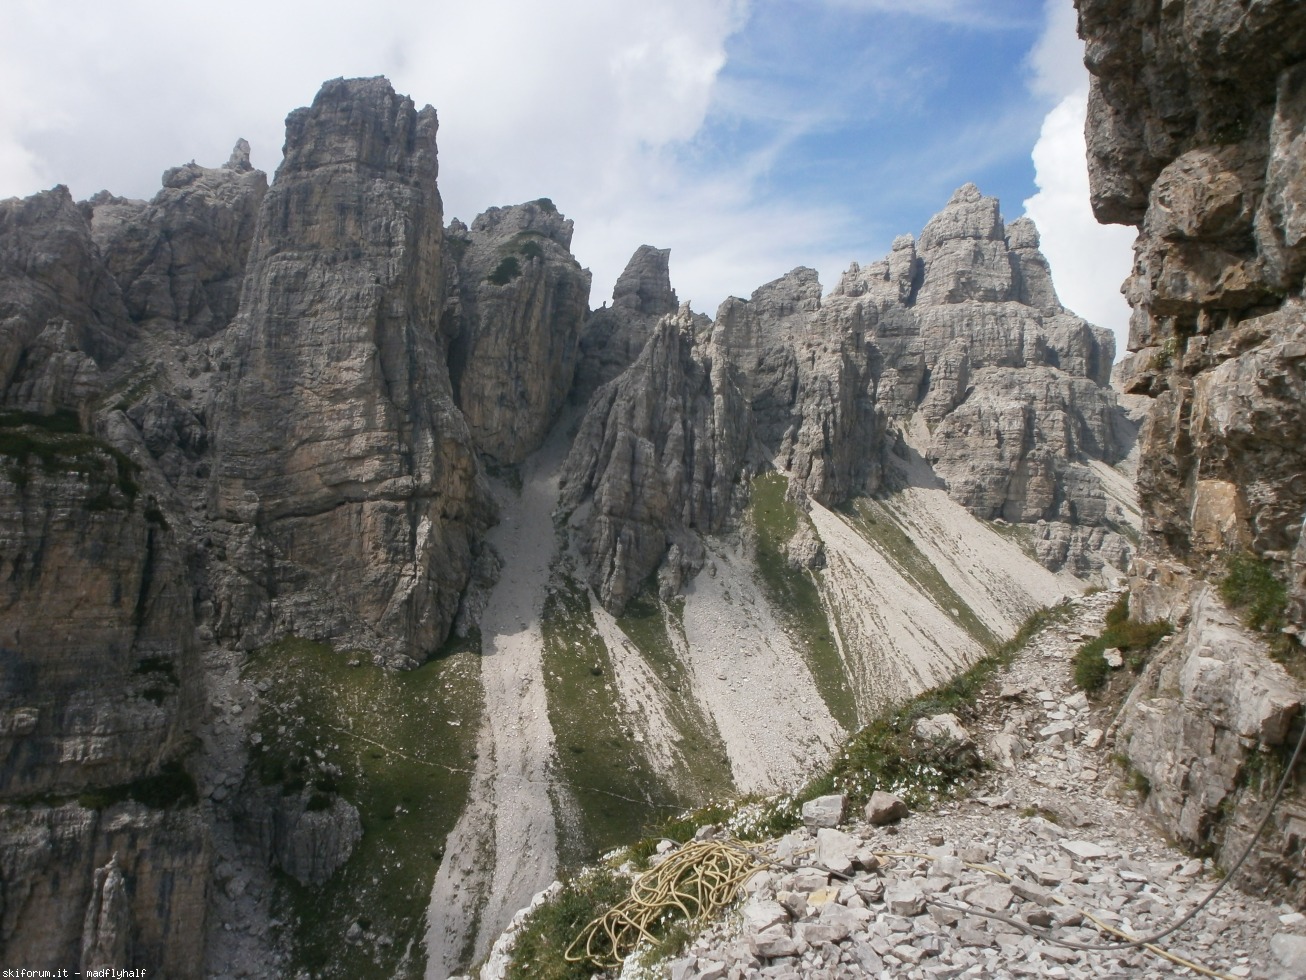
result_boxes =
[0,0,1136,356]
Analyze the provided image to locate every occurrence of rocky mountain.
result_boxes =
[1079,0,1306,902]
[1,75,1143,978]
[562,183,1135,615]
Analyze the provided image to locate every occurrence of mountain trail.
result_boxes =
[666,588,1300,979]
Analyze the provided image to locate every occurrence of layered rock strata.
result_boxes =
[445,199,591,463]
[1080,0,1306,899]
[563,185,1135,612]
[572,244,679,403]
[213,76,495,661]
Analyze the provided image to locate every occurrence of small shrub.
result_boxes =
[1220,553,1288,633]
[306,792,333,812]
[1073,648,1110,693]
[1073,595,1172,694]
[446,236,471,262]
[518,239,544,261]
[78,761,199,810]
[487,256,521,285]
[506,868,630,980]
[534,197,558,214]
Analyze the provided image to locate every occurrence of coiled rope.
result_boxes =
[563,838,763,968]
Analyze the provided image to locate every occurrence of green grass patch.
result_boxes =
[541,573,682,864]
[245,636,482,979]
[1072,594,1173,694]
[0,410,140,505]
[1220,553,1289,634]
[487,256,521,285]
[748,472,858,730]
[844,497,997,649]
[505,867,630,980]
[615,589,735,803]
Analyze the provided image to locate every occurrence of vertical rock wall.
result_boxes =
[563,186,1134,612]
[1080,0,1306,899]
[213,77,494,662]
[445,199,591,464]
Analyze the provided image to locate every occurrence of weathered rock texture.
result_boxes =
[1,176,211,973]
[0,75,608,973]
[563,186,1135,611]
[0,803,209,975]
[1080,0,1306,901]
[445,199,591,463]
[213,77,494,660]
[573,244,678,403]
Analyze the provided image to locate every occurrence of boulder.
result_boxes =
[865,791,909,825]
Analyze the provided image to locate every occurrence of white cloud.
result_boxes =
[0,0,1139,335]
[2,0,828,309]
[1021,0,1135,360]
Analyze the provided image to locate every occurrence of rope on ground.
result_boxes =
[564,838,763,969]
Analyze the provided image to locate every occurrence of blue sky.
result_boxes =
[0,0,1135,354]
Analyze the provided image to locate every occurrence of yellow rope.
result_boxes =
[564,842,1237,978]
[564,839,762,968]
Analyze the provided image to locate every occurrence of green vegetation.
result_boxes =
[749,473,859,730]
[1110,752,1153,798]
[100,366,159,414]
[1020,805,1061,823]
[505,867,630,980]
[487,255,522,285]
[534,197,558,214]
[541,573,681,864]
[245,637,482,979]
[1220,552,1289,634]
[844,497,998,649]
[507,600,1075,977]
[1072,594,1173,693]
[0,409,139,506]
[445,235,472,263]
[78,761,199,810]
[1152,337,1180,372]
[615,588,735,803]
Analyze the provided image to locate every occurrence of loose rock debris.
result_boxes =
[649,589,1304,980]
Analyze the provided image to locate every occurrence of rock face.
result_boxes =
[563,186,1135,611]
[561,304,733,611]
[0,75,607,974]
[0,186,131,414]
[445,199,591,463]
[573,244,679,402]
[0,72,1152,974]
[1,182,208,976]
[87,142,266,339]
[0,803,209,975]
[213,77,494,661]
[1080,0,1306,899]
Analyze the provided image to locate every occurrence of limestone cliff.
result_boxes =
[0,69,1152,976]
[213,76,495,662]
[562,186,1136,613]
[445,199,591,463]
[0,76,606,975]
[573,244,679,403]
[1080,0,1306,901]
[87,141,267,339]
